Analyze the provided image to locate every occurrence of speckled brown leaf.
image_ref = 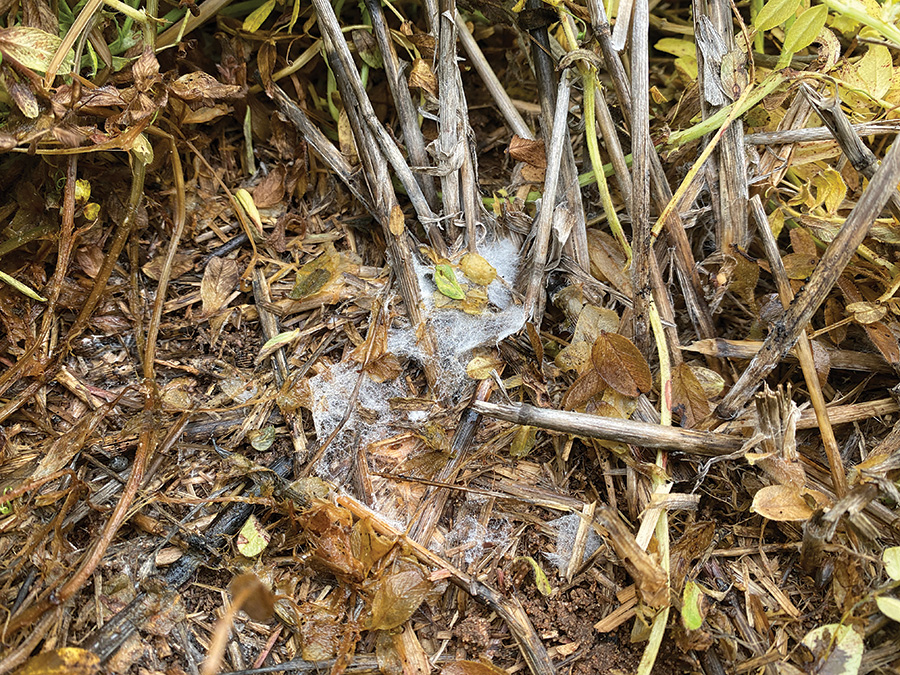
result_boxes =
[810,339,831,385]
[170,71,241,101]
[671,362,710,427]
[561,368,606,410]
[200,256,239,316]
[509,135,547,168]
[592,332,652,398]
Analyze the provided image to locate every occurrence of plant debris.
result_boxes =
[4,0,900,673]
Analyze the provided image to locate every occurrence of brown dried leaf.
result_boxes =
[509,135,547,168]
[389,204,405,236]
[825,297,847,346]
[671,362,710,428]
[810,339,831,385]
[586,230,633,296]
[846,301,887,324]
[861,319,900,366]
[252,164,286,209]
[728,254,759,308]
[170,71,241,101]
[295,601,343,661]
[229,572,275,622]
[132,48,160,91]
[408,57,437,97]
[789,226,818,257]
[141,252,193,281]
[200,256,239,316]
[592,332,652,398]
[781,252,818,280]
[751,484,813,521]
[561,368,606,410]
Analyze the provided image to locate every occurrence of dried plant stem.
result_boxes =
[365,0,438,211]
[527,1,589,271]
[717,134,900,418]
[752,196,847,496]
[523,73,571,322]
[587,0,716,343]
[437,0,463,240]
[456,14,534,140]
[473,401,743,455]
[144,133,186,382]
[314,0,444,253]
[683,338,892,373]
[745,121,900,145]
[267,83,375,214]
[694,0,749,251]
[631,0,653,359]
[800,83,900,226]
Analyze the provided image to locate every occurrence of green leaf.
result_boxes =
[681,580,706,630]
[755,0,801,31]
[884,546,900,581]
[877,596,900,622]
[781,4,828,62]
[516,556,552,596]
[434,264,465,300]
[242,0,277,32]
[236,514,270,557]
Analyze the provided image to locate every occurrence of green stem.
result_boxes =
[666,72,784,147]
[584,69,632,264]
[822,0,900,47]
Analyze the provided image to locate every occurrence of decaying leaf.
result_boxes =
[681,580,707,630]
[15,647,100,675]
[460,252,497,285]
[801,624,863,675]
[236,513,270,557]
[561,368,606,410]
[368,566,432,630]
[591,332,652,398]
[516,555,552,596]
[200,256,239,316]
[751,484,814,522]
[671,362,711,427]
[434,264,466,300]
[466,350,503,379]
[508,135,547,168]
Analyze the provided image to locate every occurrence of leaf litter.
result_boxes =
[4,0,900,674]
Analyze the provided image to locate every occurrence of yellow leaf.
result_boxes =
[459,252,497,285]
[243,0,276,32]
